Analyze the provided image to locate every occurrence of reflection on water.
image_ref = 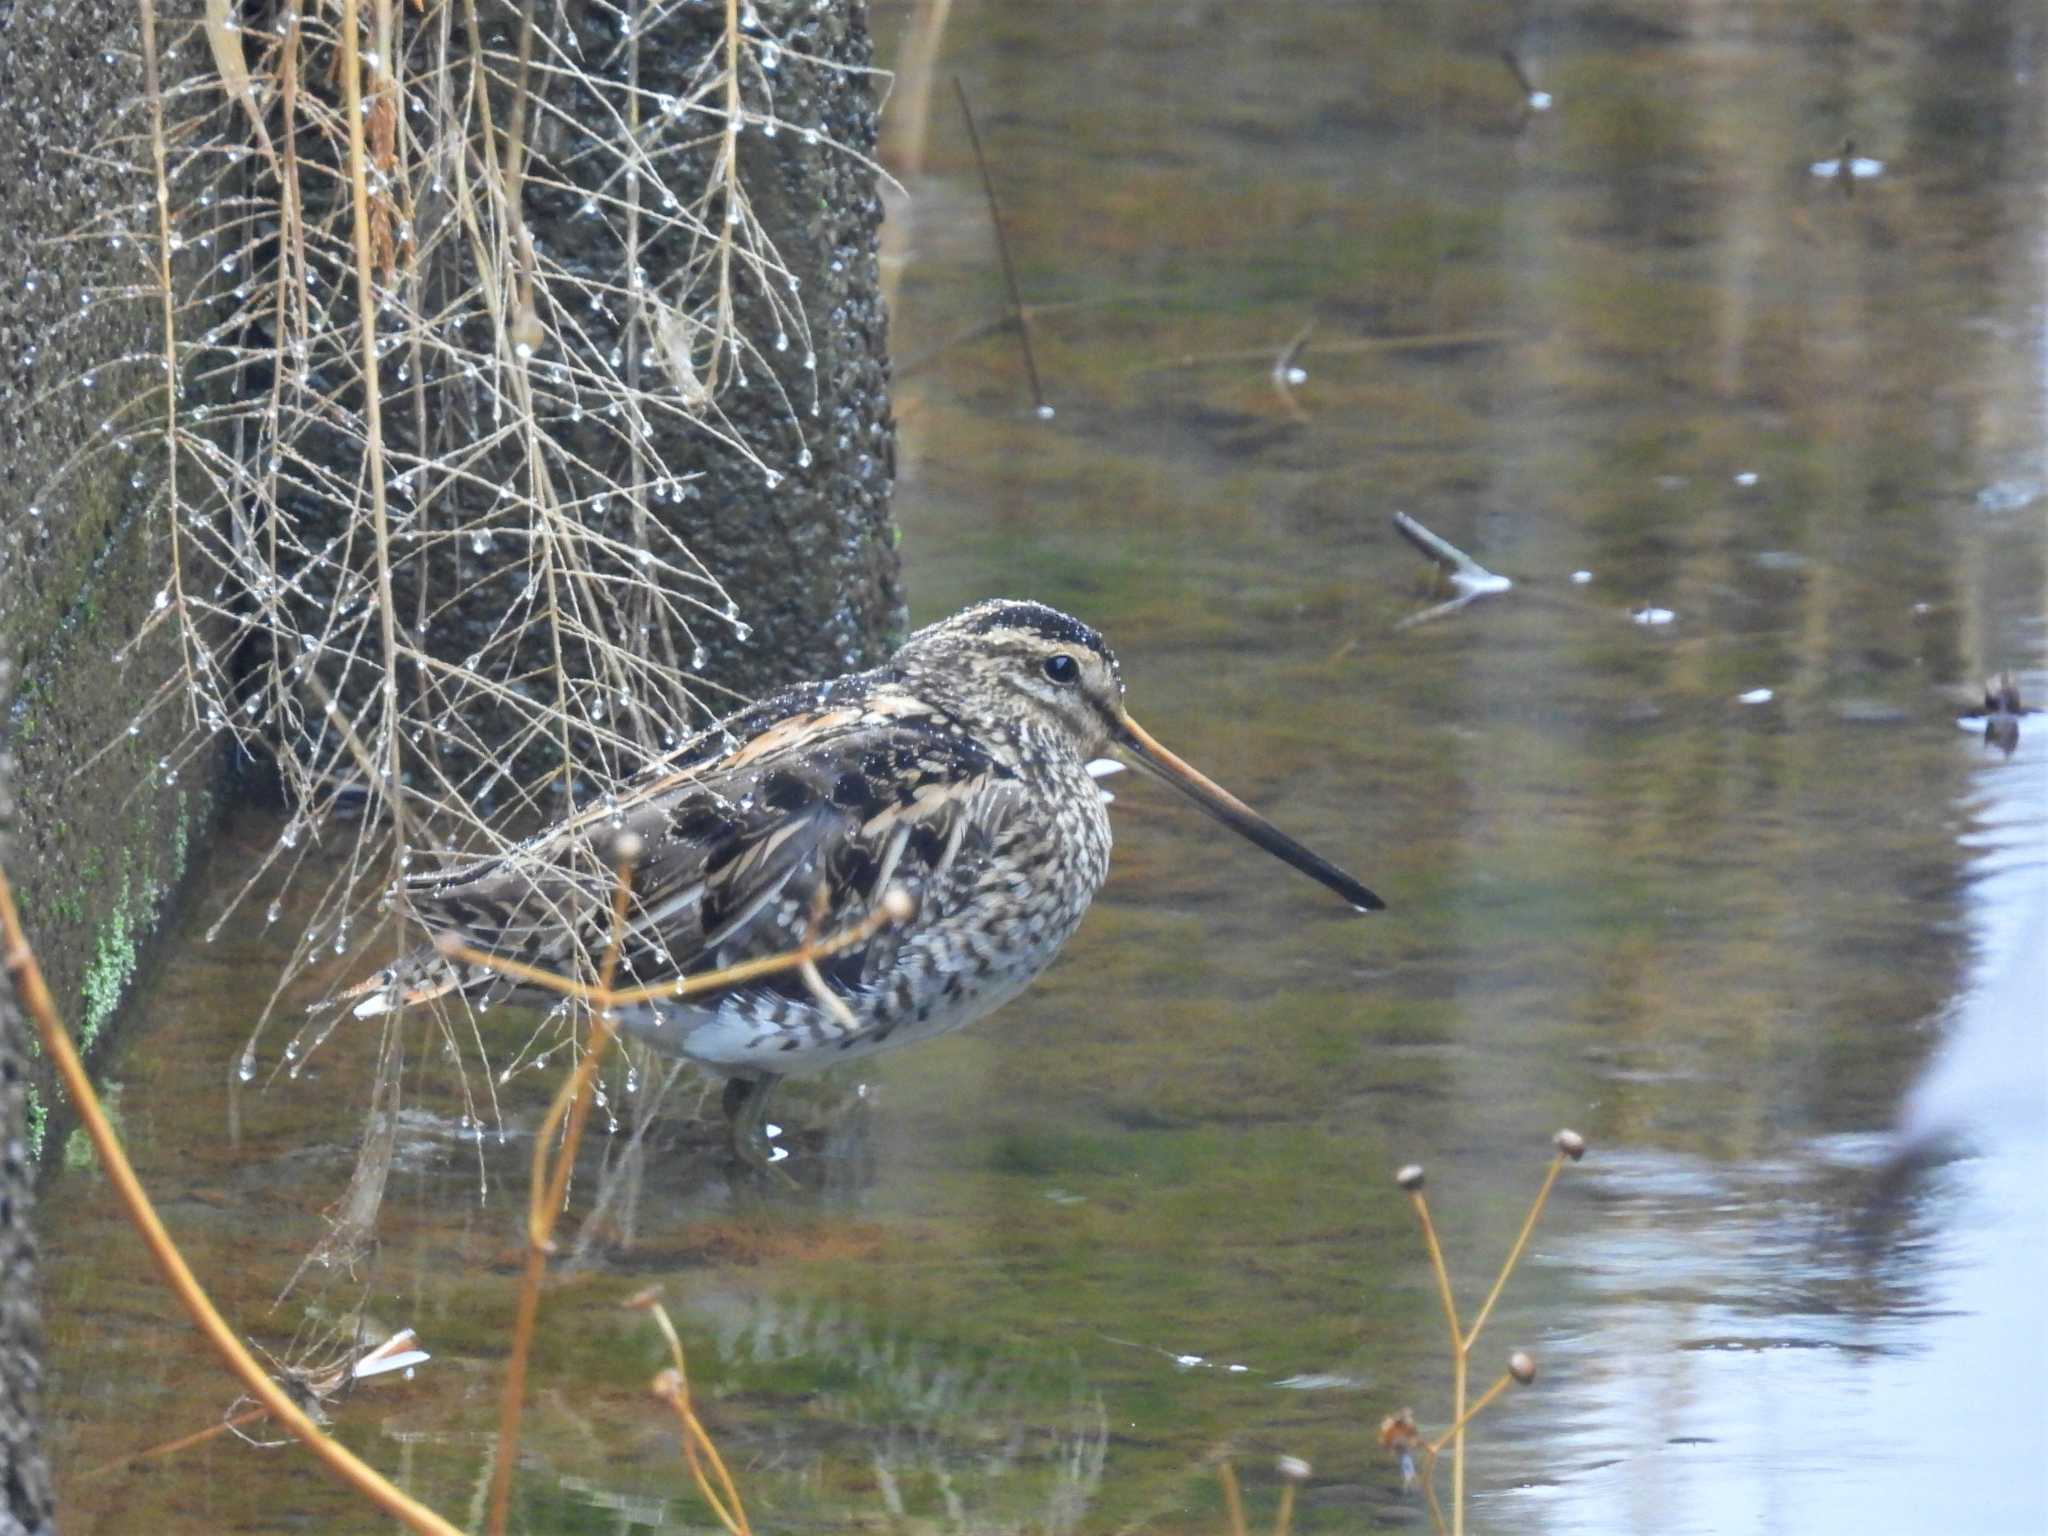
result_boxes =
[34,2,2048,1532]
[1528,680,2048,1534]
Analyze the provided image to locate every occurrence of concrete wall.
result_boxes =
[0,0,214,1159]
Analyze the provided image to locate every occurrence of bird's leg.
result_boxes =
[721,1072,789,1178]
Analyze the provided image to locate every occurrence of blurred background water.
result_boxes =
[37,1,2048,1530]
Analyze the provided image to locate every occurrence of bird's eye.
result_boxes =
[1042,653,1081,685]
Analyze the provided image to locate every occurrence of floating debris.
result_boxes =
[1809,138,1885,183]
[1737,688,1775,705]
[1570,569,1593,585]
[1271,320,1315,422]
[1391,511,1513,628]
[1956,672,2033,757]
[1975,479,2042,514]
[350,1327,432,1382]
[1630,605,1677,627]
[1501,49,1553,113]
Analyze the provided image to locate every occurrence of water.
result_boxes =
[35,2,2048,1531]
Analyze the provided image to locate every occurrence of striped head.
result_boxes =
[891,599,1127,760]
[892,600,1386,913]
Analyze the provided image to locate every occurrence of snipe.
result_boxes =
[350,600,1381,1161]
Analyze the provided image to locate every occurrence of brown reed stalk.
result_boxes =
[1392,1131,1584,1534]
[0,861,463,1536]
[629,1288,752,1536]
[464,837,911,1533]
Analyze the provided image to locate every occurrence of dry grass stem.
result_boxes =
[629,1289,752,1536]
[459,852,907,1533]
[1390,1136,1584,1534]
[1270,320,1313,423]
[1215,1458,1247,1536]
[953,76,1048,417]
[45,0,883,1115]
[0,862,461,1536]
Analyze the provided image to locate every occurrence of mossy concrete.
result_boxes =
[0,0,219,1161]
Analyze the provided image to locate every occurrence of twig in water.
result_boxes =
[1391,512,1514,629]
[1501,49,1553,117]
[955,77,1051,418]
[1130,329,1525,379]
[90,1328,432,1476]
[1271,321,1314,424]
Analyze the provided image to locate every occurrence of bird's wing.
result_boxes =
[361,688,1028,1010]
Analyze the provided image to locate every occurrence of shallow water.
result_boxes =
[36,1,2048,1531]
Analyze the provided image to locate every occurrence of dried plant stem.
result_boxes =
[714,0,743,384]
[1270,320,1313,423]
[1216,1460,1248,1536]
[636,1294,751,1535]
[476,862,908,1533]
[1465,1150,1569,1349]
[1395,1138,1579,1531]
[1272,1482,1296,1536]
[954,77,1046,415]
[135,0,194,698]
[433,897,903,1008]
[339,0,412,862]
[0,863,461,1536]
[483,853,635,1535]
[1428,1367,1518,1455]
[90,1403,270,1477]
[1404,1185,1467,1530]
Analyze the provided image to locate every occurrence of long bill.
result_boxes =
[1113,713,1385,913]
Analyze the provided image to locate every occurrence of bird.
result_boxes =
[346,599,1382,1165]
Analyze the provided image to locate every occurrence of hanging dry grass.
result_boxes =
[31,0,894,1113]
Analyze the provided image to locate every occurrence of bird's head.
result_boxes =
[893,600,1384,912]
